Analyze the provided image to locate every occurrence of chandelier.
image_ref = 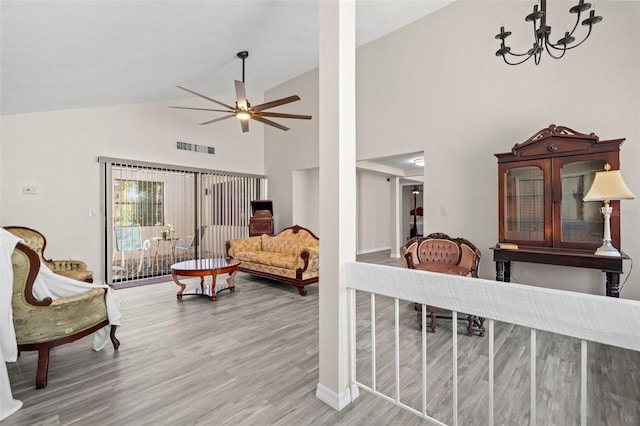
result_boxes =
[495,0,602,66]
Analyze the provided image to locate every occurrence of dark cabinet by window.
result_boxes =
[496,124,624,251]
[249,200,274,236]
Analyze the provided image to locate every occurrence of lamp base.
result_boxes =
[594,240,622,257]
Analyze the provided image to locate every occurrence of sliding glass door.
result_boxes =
[101,158,266,284]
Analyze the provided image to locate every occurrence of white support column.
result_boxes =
[390,177,401,258]
[316,0,358,411]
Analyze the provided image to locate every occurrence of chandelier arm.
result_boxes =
[544,40,567,60]
[566,11,581,38]
[546,23,593,51]
[561,25,594,50]
[505,49,535,57]
[534,49,542,65]
[502,53,534,66]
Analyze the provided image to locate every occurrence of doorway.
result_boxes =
[355,151,424,256]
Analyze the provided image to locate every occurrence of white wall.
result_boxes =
[0,97,264,283]
[356,0,640,299]
[356,171,391,253]
[267,1,640,300]
[292,168,320,233]
[264,68,320,233]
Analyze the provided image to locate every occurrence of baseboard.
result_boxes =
[356,246,391,255]
[315,383,358,411]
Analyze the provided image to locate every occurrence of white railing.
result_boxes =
[346,262,640,426]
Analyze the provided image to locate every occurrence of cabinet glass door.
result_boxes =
[560,159,606,244]
[504,166,545,242]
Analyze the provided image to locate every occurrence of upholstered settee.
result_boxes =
[226,225,319,296]
[402,232,484,336]
[4,226,93,283]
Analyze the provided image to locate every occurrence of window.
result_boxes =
[113,179,164,226]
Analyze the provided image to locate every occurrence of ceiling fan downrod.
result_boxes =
[237,51,248,83]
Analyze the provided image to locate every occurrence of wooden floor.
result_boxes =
[4,251,639,425]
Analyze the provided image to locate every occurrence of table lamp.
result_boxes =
[583,163,636,256]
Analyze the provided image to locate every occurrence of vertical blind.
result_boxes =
[100,157,266,284]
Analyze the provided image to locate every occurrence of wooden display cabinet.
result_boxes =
[493,124,630,298]
[496,124,624,251]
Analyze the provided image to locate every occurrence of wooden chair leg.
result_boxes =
[110,325,120,350]
[428,309,437,333]
[466,315,486,337]
[35,347,50,389]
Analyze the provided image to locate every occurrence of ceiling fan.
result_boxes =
[170,51,312,132]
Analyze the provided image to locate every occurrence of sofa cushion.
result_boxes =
[259,252,298,269]
[229,236,262,256]
[261,233,299,255]
[234,251,298,270]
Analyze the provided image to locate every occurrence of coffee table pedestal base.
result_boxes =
[171,259,239,302]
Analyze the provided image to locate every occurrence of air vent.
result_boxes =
[176,141,215,155]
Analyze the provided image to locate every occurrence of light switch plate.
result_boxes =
[22,185,39,194]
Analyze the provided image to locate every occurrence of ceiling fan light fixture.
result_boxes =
[170,49,311,132]
[236,111,250,120]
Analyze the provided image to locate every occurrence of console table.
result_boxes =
[491,247,629,298]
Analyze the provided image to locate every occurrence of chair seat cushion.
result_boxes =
[414,262,471,276]
[234,251,298,270]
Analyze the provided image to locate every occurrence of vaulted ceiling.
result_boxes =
[0,1,453,116]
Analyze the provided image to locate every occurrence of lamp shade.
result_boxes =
[583,168,636,202]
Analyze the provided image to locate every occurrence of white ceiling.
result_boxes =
[0,1,453,116]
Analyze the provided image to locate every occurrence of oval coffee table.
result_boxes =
[171,258,240,301]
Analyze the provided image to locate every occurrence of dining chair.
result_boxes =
[113,226,151,275]
[175,225,207,260]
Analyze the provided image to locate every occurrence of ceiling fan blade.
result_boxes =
[251,115,290,131]
[252,95,301,112]
[199,114,235,125]
[169,106,234,113]
[235,80,247,110]
[258,111,312,120]
[176,86,235,110]
[240,119,249,133]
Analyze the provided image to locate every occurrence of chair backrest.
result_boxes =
[4,226,48,261]
[402,232,481,277]
[114,226,143,251]
[192,225,207,247]
[416,238,460,264]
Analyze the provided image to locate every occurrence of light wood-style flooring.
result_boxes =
[4,251,639,425]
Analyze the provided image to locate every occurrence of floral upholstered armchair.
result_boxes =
[3,226,93,283]
[8,242,119,389]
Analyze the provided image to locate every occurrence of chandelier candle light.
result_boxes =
[583,164,635,257]
[495,0,602,65]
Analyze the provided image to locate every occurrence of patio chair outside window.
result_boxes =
[113,226,150,276]
[176,225,207,260]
